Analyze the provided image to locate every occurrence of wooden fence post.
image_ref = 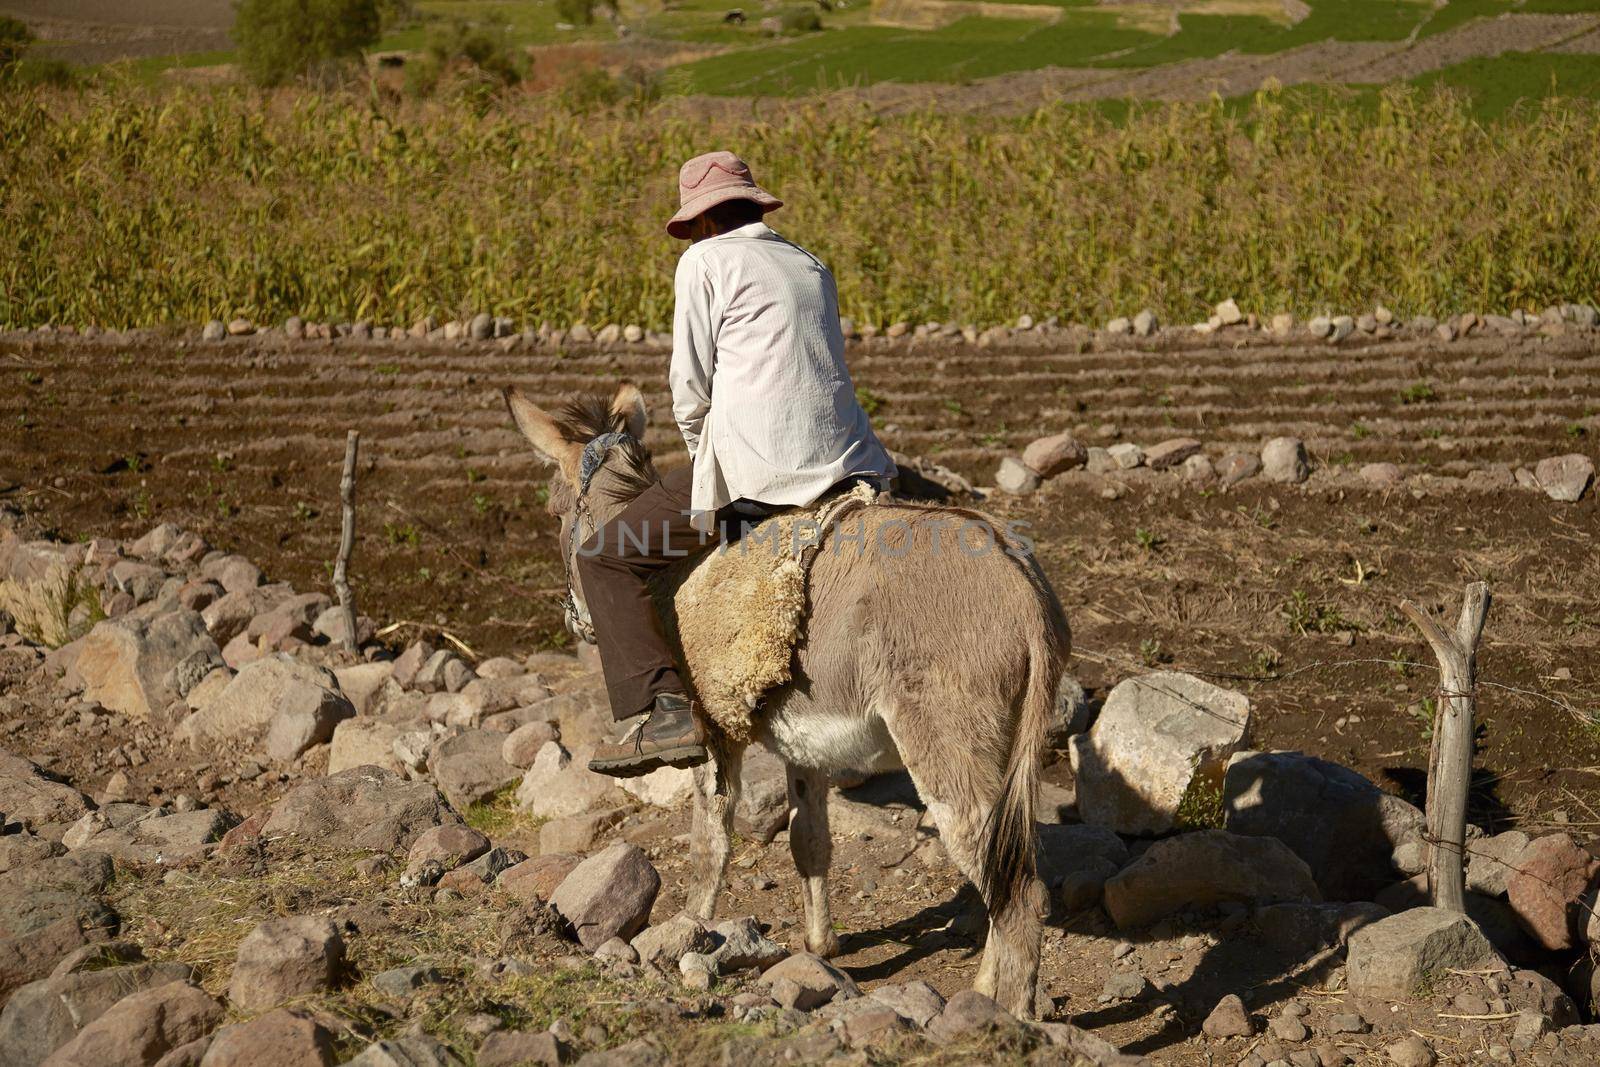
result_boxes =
[1399,582,1490,914]
[333,430,360,653]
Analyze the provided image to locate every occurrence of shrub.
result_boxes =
[406,16,525,98]
[777,7,822,35]
[0,564,105,649]
[12,56,80,89]
[233,0,382,87]
[1,15,33,82]
[555,0,596,26]
[560,63,661,112]
[376,0,415,29]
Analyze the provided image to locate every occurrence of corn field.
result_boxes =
[3,83,1599,330]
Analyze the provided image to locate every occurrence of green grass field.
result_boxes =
[1414,50,1600,117]
[669,0,1600,100]
[28,0,1600,114]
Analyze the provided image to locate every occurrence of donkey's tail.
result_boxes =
[980,605,1066,918]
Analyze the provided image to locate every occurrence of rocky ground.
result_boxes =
[3,315,1600,1065]
[2,507,1600,1064]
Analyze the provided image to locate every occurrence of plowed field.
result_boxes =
[5,328,1600,829]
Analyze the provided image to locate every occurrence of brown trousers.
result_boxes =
[576,465,723,721]
[578,465,880,721]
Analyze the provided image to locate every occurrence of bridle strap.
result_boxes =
[578,432,629,495]
[563,430,634,644]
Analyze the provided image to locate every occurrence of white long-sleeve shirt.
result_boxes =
[670,221,895,530]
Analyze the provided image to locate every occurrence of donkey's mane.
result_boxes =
[553,394,659,504]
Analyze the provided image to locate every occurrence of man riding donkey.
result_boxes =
[582,151,896,779]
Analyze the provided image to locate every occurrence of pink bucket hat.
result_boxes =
[666,151,782,239]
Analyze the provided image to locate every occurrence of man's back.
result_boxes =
[671,221,893,524]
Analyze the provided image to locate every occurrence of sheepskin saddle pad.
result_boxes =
[649,482,880,744]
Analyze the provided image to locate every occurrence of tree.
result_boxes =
[233,0,381,87]
[0,16,33,80]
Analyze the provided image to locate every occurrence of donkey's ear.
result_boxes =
[609,382,647,439]
[504,387,580,477]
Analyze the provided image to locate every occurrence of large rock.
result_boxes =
[0,833,62,873]
[0,850,115,899]
[0,957,192,1067]
[331,662,395,716]
[1467,830,1531,897]
[458,675,552,719]
[1144,437,1202,471]
[514,742,620,819]
[1223,751,1423,900]
[618,765,694,808]
[261,765,459,853]
[39,980,222,1067]
[500,721,558,768]
[199,587,286,646]
[1102,829,1320,928]
[630,914,715,972]
[496,854,582,903]
[1021,433,1088,478]
[176,655,354,762]
[105,561,165,605]
[1534,453,1594,502]
[1507,832,1599,951]
[428,730,521,810]
[0,851,119,1004]
[706,916,788,972]
[1047,676,1092,748]
[327,719,406,776]
[761,952,859,1010]
[0,853,120,995]
[927,990,1016,1041]
[994,457,1040,495]
[1251,900,1388,958]
[1374,876,1539,965]
[344,1032,460,1067]
[1201,993,1253,1038]
[734,743,790,843]
[866,980,945,1027]
[549,843,661,950]
[539,810,625,855]
[1261,436,1310,484]
[74,611,219,721]
[0,902,119,1003]
[405,824,490,876]
[228,916,345,1012]
[1036,823,1129,891]
[58,808,232,866]
[527,684,612,750]
[1346,908,1499,1000]
[1068,672,1250,835]
[0,751,93,835]
[199,1008,335,1067]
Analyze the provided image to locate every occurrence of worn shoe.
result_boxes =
[588,693,709,778]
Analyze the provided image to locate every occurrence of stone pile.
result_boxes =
[996,427,1593,504]
[7,510,1600,1065]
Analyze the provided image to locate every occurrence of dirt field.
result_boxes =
[0,0,232,64]
[6,325,1599,821]
[5,326,1600,1060]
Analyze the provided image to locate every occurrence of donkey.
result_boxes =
[505,381,1071,1016]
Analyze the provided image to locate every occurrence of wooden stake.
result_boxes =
[333,430,360,652]
[1399,582,1490,914]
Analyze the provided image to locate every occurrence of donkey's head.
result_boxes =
[503,382,657,641]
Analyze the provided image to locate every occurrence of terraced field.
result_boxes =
[6,327,1600,835]
[11,0,1600,115]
